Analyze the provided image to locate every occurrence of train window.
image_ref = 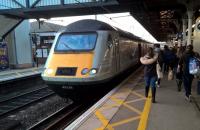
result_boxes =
[55,33,97,51]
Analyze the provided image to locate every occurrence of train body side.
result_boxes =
[42,30,141,85]
[41,19,151,100]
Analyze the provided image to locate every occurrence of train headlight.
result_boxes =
[45,68,54,74]
[90,68,98,75]
[81,68,89,75]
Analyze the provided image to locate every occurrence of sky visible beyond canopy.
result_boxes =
[31,12,158,43]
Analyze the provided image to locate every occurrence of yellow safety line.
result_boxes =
[111,97,142,115]
[110,116,141,127]
[125,98,146,104]
[137,90,152,130]
[99,104,120,111]
[132,91,146,98]
[111,90,131,98]
[123,102,142,115]
[136,83,144,88]
[95,110,114,130]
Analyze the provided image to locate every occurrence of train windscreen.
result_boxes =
[55,33,97,52]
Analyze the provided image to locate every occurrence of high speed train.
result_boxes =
[41,19,151,101]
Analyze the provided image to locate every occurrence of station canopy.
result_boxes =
[0,0,200,41]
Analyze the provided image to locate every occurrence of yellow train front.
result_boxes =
[42,19,149,101]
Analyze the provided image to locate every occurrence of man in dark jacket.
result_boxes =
[178,45,195,101]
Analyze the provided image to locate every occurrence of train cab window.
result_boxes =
[55,33,97,51]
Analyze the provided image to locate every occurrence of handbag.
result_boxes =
[156,63,163,79]
[168,69,174,80]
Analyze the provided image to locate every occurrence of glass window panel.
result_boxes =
[55,33,97,51]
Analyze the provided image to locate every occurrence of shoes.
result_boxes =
[152,98,156,103]
[189,95,192,101]
[185,95,192,102]
[155,81,160,88]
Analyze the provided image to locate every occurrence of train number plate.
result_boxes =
[62,85,73,90]
[56,67,77,76]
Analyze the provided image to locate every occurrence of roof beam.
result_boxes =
[31,0,42,8]
[12,0,25,8]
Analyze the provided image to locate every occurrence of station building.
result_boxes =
[0,20,63,71]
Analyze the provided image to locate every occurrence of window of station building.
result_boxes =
[40,36,55,47]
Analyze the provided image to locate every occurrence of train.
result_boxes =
[41,19,151,101]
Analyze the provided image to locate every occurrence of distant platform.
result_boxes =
[0,66,44,83]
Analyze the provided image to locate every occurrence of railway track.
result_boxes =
[0,87,55,118]
[27,101,95,130]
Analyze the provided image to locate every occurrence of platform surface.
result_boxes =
[0,66,43,82]
[67,69,200,130]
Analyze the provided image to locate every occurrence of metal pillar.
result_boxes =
[182,19,187,46]
[187,10,193,45]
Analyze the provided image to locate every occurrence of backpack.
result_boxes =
[189,57,200,75]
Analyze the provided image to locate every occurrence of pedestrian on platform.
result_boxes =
[154,44,164,88]
[140,47,158,103]
[178,45,195,101]
[175,45,184,91]
[163,45,176,74]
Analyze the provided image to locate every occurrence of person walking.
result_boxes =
[178,45,195,101]
[140,47,158,103]
[175,46,184,91]
[163,45,176,74]
[154,44,164,88]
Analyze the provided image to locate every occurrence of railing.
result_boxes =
[0,0,106,10]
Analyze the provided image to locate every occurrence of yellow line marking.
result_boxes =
[99,104,120,111]
[136,83,144,88]
[96,127,104,130]
[111,90,132,98]
[125,98,146,104]
[137,90,152,130]
[110,116,141,127]
[132,91,146,98]
[111,97,142,115]
[123,102,142,115]
[95,110,114,130]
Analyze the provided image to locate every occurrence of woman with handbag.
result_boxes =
[140,47,158,103]
[154,45,164,87]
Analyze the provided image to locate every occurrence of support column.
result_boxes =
[187,10,193,45]
[6,20,32,69]
[182,19,187,46]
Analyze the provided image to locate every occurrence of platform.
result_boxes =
[65,68,200,130]
[0,66,43,82]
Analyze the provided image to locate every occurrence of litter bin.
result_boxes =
[197,80,200,95]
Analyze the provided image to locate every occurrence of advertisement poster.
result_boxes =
[0,42,8,70]
[42,49,48,58]
[36,49,43,58]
